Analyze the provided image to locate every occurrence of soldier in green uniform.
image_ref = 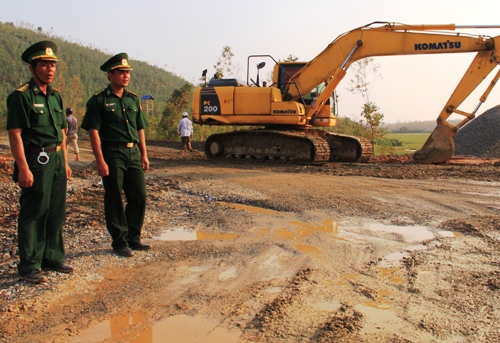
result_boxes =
[6,41,74,284]
[82,53,151,257]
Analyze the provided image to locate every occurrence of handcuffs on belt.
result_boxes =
[37,148,49,165]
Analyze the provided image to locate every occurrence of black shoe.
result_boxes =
[113,246,134,257]
[130,243,152,251]
[20,270,48,284]
[43,263,74,274]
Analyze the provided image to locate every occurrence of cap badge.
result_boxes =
[122,59,128,66]
[46,47,54,56]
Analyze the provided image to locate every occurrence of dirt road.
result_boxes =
[0,139,499,343]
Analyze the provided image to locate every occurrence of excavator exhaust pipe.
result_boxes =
[413,124,455,163]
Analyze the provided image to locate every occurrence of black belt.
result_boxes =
[28,145,61,154]
[102,142,136,148]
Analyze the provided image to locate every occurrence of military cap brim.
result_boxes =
[100,52,133,72]
[21,40,59,63]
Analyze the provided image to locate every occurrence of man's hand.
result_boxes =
[17,167,34,188]
[96,159,109,177]
[65,163,72,180]
[141,155,150,171]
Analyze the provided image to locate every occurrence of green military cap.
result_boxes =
[100,52,133,72]
[21,40,59,63]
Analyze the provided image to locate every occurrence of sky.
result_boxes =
[1,0,500,123]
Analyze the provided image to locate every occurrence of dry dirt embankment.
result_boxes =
[0,138,499,343]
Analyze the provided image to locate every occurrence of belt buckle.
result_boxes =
[126,142,134,148]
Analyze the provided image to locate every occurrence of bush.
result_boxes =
[375,138,403,147]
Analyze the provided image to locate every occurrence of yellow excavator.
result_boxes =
[192,22,500,163]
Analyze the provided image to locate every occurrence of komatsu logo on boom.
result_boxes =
[273,109,297,114]
[415,40,462,51]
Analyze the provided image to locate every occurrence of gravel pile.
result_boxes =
[454,105,500,158]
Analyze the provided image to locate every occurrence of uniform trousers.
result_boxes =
[102,145,146,249]
[18,149,67,275]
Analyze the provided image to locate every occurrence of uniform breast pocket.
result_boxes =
[125,105,138,115]
[105,106,122,121]
[53,108,64,125]
[30,106,48,127]
[125,105,139,122]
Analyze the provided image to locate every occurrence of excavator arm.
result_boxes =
[286,22,500,162]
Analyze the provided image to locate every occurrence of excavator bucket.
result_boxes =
[413,124,455,163]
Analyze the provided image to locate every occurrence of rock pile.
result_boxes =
[454,105,500,158]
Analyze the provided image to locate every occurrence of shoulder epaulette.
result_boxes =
[93,88,106,96]
[127,90,139,97]
[52,87,60,93]
[16,83,30,92]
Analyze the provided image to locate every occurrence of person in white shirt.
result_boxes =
[177,112,193,152]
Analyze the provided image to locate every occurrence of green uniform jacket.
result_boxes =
[82,86,148,141]
[6,78,66,146]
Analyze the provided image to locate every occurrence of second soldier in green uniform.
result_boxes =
[82,53,151,257]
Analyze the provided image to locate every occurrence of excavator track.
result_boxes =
[204,130,373,163]
[321,132,374,162]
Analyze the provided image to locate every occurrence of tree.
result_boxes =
[283,54,299,62]
[157,83,194,140]
[62,74,84,119]
[347,58,385,146]
[213,46,234,79]
[361,102,386,146]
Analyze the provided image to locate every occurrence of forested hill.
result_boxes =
[0,21,189,123]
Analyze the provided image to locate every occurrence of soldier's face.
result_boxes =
[31,60,57,84]
[109,70,130,88]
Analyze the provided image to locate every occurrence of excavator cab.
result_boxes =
[272,61,336,127]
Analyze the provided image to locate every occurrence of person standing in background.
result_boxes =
[177,112,193,152]
[65,108,80,161]
[82,53,151,258]
[6,41,74,284]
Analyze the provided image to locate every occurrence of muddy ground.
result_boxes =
[0,136,499,343]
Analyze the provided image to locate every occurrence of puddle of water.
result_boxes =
[275,228,296,239]
[196,232,239,241]
[355,304,465,342]
[378,267,406,284]
[219,201,278,214]
[295,243,322,254]
[289,219,338,234]
[355,304,405,335]
[72,313,241,343]
[437,230,456,238]
[264,287,283,293]
[363,289,393,310]
[219,267,238,281]
[308,299,341,311]
[71,313,151,343]
[155,227,196,241]
[367,223,434,242]
[155,228,238,242]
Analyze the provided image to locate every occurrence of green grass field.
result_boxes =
[374,133,430,156]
